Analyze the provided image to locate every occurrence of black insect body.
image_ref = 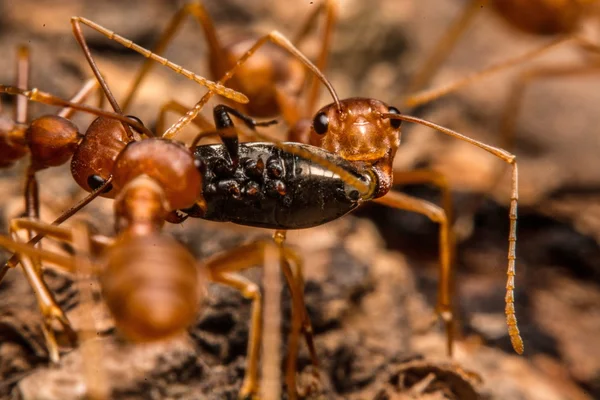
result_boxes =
[189,142,371,229]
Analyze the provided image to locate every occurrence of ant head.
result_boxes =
[71,117,133,198]
[27,115,82,170]
[309,97,401,165]
[111,139,202,211]
[101,233,201,342]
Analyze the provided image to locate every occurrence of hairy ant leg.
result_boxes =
[8,218,81,362]
[375,191,454,355]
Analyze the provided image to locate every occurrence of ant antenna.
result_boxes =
[382,112,523,354]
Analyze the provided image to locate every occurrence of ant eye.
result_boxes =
[313,112,329,135]
[387,107,402,129]
[87,175,113,193]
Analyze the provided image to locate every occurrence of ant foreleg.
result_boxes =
[157,99,215,136]
[375,191,454,356]
[275,232,320,400]
[163,30,341,139]
[8,219,79,362]
[15,45,30,124]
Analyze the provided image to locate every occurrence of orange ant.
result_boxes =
[0,16,251,362]
[119,0,338,133]
[161,59,523,357]
[63,14,353,398]
[1,15,343,398]
[0,45,172,363]
[0,157,289,399]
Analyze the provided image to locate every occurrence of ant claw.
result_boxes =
[41,306,77,363]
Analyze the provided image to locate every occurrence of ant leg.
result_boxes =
[274,231,319,400]
[406,0,485,94]
[121,2,227,112]
[70,224,109,400]
[374,192,454,356]
[24,165,40,227]
[206,239,312,398]
[261,236,282,400]
[383,113,523,354]
[8,220,78,362]
[405,35,583,107]
[0,178,113,279]
[394,169,454,226]
[0,86,151,137]
[157,99,214,135]
[57,78,100,119]
[70,17,247,105]
[15,45,30,124]
[163,30,341,139]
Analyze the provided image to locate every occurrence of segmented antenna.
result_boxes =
[71,17,249,105]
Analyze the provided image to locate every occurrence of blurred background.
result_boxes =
[0,0,599,398]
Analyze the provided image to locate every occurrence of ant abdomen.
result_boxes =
[491,0,593,35]
[71,117,132,197]
[26,115,81,170]
[112,139,202,210]
[100,234,201,342]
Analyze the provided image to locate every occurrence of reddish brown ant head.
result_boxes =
[26,115,82,170]
[71,117,132,198]
[491,0,594,35]
[101,233,201,342]
[111,139,202,211]
[309,97,401,164]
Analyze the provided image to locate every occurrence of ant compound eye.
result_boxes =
[87,174,113,193]
[313,112,329,135]
[387,107,402,129]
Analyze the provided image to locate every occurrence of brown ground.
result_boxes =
[0,0,599,399]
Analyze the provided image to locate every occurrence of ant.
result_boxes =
[119,0,338,133]
[1,15,345,398]
[0,14,252,363]
[0,158,293,399]
[404,0,600,232]
[0,46,168,364]
[64,14,358,398]
[160,54,523,359]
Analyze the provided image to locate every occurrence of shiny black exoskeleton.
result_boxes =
[190,142,370,229]
[180,105,373,229]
